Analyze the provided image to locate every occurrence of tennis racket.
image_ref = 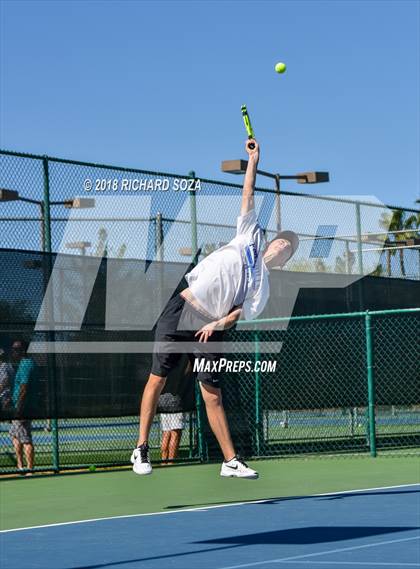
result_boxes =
[241,105,255,149]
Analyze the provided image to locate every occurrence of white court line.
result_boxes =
[218,536,420,569]
[283,561,420,566]
[1,482,419,534]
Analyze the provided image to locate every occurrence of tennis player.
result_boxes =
[132,139,299,478]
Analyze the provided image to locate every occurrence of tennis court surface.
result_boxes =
[1,458,419,569]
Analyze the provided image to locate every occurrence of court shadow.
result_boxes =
[320,488,420,500]
[165,486,420,510]
[70,526,418,569]
[197,525,419,545]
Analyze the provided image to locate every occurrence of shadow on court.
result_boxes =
[67,525,418,569]
[197,525,419,545]
[165,486,420,510]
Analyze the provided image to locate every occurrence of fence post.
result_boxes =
[355,203,365,310]
[155,212,164,262]
[345,240,351,274]
[274,174,281,232]
[155,213,164,315]
[188,171,203,459]
[254,329,262,456]
[42,156,60,473]
[364,311,377,457]
[188,171,198,262]
[188,411,193,459]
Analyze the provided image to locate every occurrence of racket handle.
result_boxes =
[242,105,255,147]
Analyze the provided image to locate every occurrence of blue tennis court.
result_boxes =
[1,484,419,569]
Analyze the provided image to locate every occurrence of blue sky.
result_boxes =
[1,0,419,209]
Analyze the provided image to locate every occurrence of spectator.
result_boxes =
[160,411,185,464]
[0,348,14,413]
[158,392,184,464]
[9,340,37,475]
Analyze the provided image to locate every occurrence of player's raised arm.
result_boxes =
[241,139,260,215]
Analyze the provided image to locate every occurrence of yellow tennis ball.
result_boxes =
[275,62,286,74]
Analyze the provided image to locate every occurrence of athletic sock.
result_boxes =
[224,455,237,464]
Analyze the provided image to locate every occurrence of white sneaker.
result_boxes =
[131,444,152,475]
[220,456,259,479]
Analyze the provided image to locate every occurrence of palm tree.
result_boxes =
[379,210,420,277]
[334,247,355,274]
[94,227,108,257]
[403,211,420,278]
[334,255,347,274]
[314,258,328,272]
[371,264,384,277]
[92,227,127,259]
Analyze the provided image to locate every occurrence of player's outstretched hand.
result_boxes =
[245,139,259,161]
[195,322,218,343]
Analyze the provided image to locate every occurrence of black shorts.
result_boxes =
[151,294,225,388]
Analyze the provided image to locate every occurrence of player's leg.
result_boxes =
[132,372,167,475]
[192,324,259,479]
[133,294,207,475]
[132,294,188,475]
[199,382,235,460]
[199,381,259,479]
[137,373,167,446]
[131,295,185,462]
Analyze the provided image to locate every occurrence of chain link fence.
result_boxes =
[0,415,198,474]
[1,150,419,278]
[198,308,419,460]
[1,308,418,475]
[0,150,419,476]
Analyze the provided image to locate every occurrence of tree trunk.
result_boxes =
[386,250,391,276]
[399,249,406,277]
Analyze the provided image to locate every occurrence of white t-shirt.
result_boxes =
[185,209,270,321]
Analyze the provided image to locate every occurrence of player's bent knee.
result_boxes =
[200,383,223,406]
